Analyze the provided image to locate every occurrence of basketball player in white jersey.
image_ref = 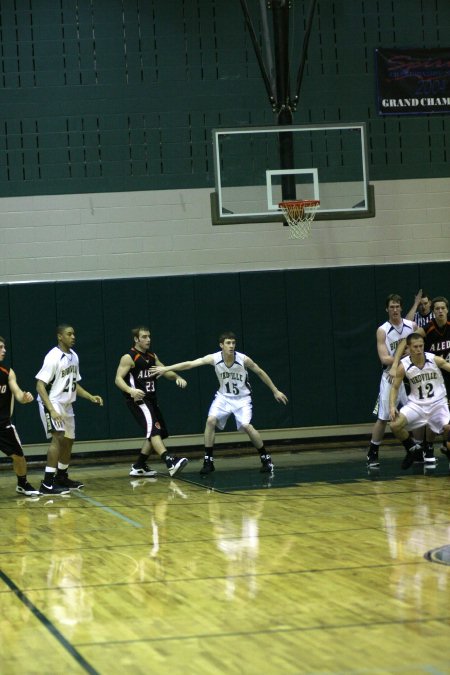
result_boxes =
[389,332,450,470]
[36,324,104,495]
[150,331,288,475]
[367,293,417,470]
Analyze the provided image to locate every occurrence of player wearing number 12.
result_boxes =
[389,333,450,471]
[150,332,288,475]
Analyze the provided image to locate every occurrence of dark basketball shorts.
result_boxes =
[0,424,24,457]
[126,398,168,440]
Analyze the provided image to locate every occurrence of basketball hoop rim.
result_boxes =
[278,199,320,209]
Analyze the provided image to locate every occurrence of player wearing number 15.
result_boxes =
[36,324,104,495]
[150,332,288,476]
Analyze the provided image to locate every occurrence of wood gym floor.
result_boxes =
[1,443,450,675]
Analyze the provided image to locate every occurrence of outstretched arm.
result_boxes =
[154,354,187,389]
[8,368,33,404]
[245,357,288,404]
[150,354,214,377]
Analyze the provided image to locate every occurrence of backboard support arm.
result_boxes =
[293,0,318,109]
[239,0,277,108]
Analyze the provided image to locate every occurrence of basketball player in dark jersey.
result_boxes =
[413,292,434,329]
[419,297,450,389]
[0,336,39,496]
[418,296,450,466]
[406,288,435,329]
[115,326,189,478]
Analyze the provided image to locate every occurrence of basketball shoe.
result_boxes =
[16,482,40,496]
[200,457,215,475]
[129,463,157,477]
[167,456,188,477]
[260,454,274,474]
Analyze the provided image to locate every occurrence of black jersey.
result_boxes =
[124,347,158,402]
[0,366,12,426]
[414,310,434,329]
[423,319,450,392]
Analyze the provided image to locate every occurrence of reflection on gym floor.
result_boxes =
[1,446,450,674]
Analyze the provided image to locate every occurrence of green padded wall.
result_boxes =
[55,281,110,441]
[416,262,450,299]
[239,271,291,431]
[330,266,379,424]
[145,275,200,435]
[373,264,421,326]
[0,286,11,350]
[0,1,449,197]
[285,268,337,427]
[2,261,448,447]
[7,283,57,444]
[193,273,244,427]
[101,277,154,442]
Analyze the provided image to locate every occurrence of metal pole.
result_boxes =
[271,0,295,201]
[293,0,318,109]
[239,0,276,108]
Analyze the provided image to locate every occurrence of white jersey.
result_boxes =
[380,319,415,365]
[35,347,81,405]
[213,350,251,397]
[401,352,447,405]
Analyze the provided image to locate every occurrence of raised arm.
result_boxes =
[405,288,422,321]
[150,354,214,377]
[245,357,288,404]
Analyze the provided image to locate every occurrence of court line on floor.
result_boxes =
[0,569,100,675]
[72,491,144,527]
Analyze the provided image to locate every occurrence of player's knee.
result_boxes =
[240,423,254,434]
[205,416,216,429]
[390,417,403,434]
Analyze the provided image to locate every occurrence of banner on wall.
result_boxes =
[375,48,450,115]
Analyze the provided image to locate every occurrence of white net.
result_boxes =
[279,200,320,239]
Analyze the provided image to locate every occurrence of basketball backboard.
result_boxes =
[210,123,375,224]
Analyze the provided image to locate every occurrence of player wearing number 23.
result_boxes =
[115,326,189,478]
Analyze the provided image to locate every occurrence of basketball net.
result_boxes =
[279,200,320,239]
